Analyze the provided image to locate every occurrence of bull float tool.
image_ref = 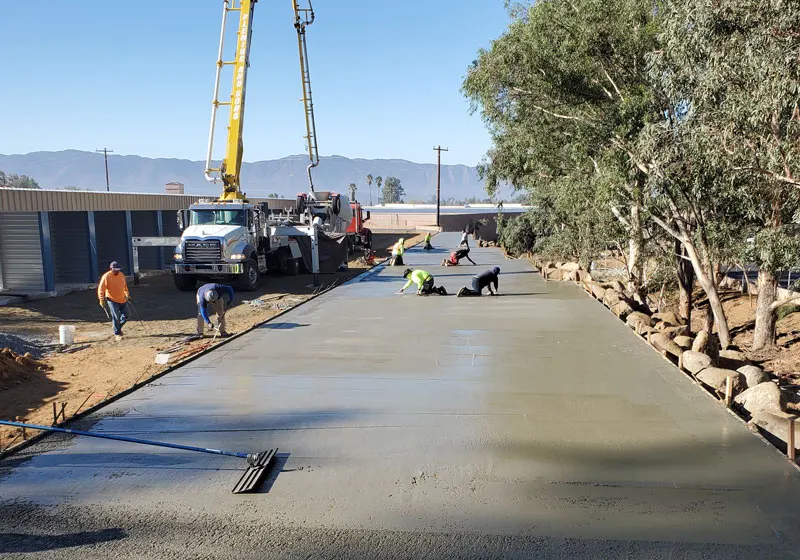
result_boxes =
[0,420,277,494]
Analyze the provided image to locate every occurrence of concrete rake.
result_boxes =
[0,420,277,494]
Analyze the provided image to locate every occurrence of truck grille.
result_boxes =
[184,240,222,262]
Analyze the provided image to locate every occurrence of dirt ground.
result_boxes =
[654,287,800,407]
[0,233,422,449]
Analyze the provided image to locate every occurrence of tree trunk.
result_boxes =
[627,200,645,300]
[675,238,694,326]
[753,268,779,350]
[681,237,732,348]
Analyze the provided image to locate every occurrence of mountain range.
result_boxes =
[0,150,497,202]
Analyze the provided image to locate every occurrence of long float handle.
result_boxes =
[0,420,248,459]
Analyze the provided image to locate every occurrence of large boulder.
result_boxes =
[652,311,684,326]
[590,283,607,301]
[626,311,653,332]
[718,349,750,370]
[674,335,694,350]
[560,262,580,273]
[545,268,563,281]
[611,300,635,320]
[662,325,691,339]
[737,365,770,388]
[735,382,785,414]
[564,269,579,282]
[692,330,709,353]
[650,333,683,357]
[696,367,744,393]
[681,351,712,374]
[603,290,622,307]
[609,280,627,294]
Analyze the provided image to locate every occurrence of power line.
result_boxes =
[95,148,114,192]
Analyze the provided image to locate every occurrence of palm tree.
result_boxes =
[366,174,373,205]
[348,183,357,202]
[375,176,383,204]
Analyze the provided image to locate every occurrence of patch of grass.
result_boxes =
[777,304,800,322]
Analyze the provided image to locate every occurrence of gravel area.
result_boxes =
[0,332,55,359]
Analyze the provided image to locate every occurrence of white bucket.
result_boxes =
[59,325,75,345]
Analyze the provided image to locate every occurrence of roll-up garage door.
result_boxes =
[0,212,44,292]
[161,210,180,268]
[131,210,161,271]
[49,211,91,284]
[94,211,129,279]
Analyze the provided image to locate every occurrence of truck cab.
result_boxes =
[173,201,295,292]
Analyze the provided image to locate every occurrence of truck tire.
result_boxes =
[238,258,260,291]
[173,274,196,292]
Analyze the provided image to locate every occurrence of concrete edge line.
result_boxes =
[0,231,424,459]
[534,265,800,474]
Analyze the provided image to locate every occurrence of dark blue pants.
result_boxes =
[107,300,128,335]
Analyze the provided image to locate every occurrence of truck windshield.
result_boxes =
[190,210,245,226]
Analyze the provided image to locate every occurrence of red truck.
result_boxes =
[346,201,372,249]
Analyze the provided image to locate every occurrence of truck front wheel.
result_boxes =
[238,258,260,291]
[173,274,196,292]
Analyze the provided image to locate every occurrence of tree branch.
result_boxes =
[649,212,683,241]
[602,66,625,102]
[732,166,800,186]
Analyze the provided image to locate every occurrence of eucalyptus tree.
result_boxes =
[463,0,663,297]
[651,0,800,348]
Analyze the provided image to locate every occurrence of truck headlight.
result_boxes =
[231,253,247,261]
[174,253,183,261]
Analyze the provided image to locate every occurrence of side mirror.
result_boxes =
[177,210,185,231]
[365,210,371,221]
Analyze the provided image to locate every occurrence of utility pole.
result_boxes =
[433,145,448,228]
[95,148,113,192]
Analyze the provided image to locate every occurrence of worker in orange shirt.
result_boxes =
[97,261,130,341]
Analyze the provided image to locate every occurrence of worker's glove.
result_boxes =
[99,300,106,309]
[208,322,218,331]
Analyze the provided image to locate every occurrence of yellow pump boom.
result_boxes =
[293,0,320,193]
[205,0,257,202]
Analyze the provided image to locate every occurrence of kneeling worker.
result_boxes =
[197,282,235,337]
[423,232,433,251]
[390,238,405,266]
[441,247,477,267]
[397,268,446,296]
[457,267,500,297]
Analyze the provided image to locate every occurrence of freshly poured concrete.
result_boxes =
[3,233,800,559]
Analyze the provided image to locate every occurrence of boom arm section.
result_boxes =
[205,0,257,202]
[293,0,319,193]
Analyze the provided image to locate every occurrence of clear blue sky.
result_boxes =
[0,1,510,166]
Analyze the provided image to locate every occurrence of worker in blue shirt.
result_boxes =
[196,283,234,337]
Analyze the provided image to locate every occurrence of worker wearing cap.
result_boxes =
[97,261,130,340]
[196,283,234,337]
[423,232,433,251]
[457,267,500,297]
[390,238,405,266]
[397,268,441,296]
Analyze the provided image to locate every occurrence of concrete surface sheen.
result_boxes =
[2,233,800,560]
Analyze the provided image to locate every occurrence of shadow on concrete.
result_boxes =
[258,322,310,330]
[0,528,127,553]
[258,451,291,493]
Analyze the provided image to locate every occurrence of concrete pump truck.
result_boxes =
[172,0,351,291]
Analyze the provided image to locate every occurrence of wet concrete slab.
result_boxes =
[3,232,800,558]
